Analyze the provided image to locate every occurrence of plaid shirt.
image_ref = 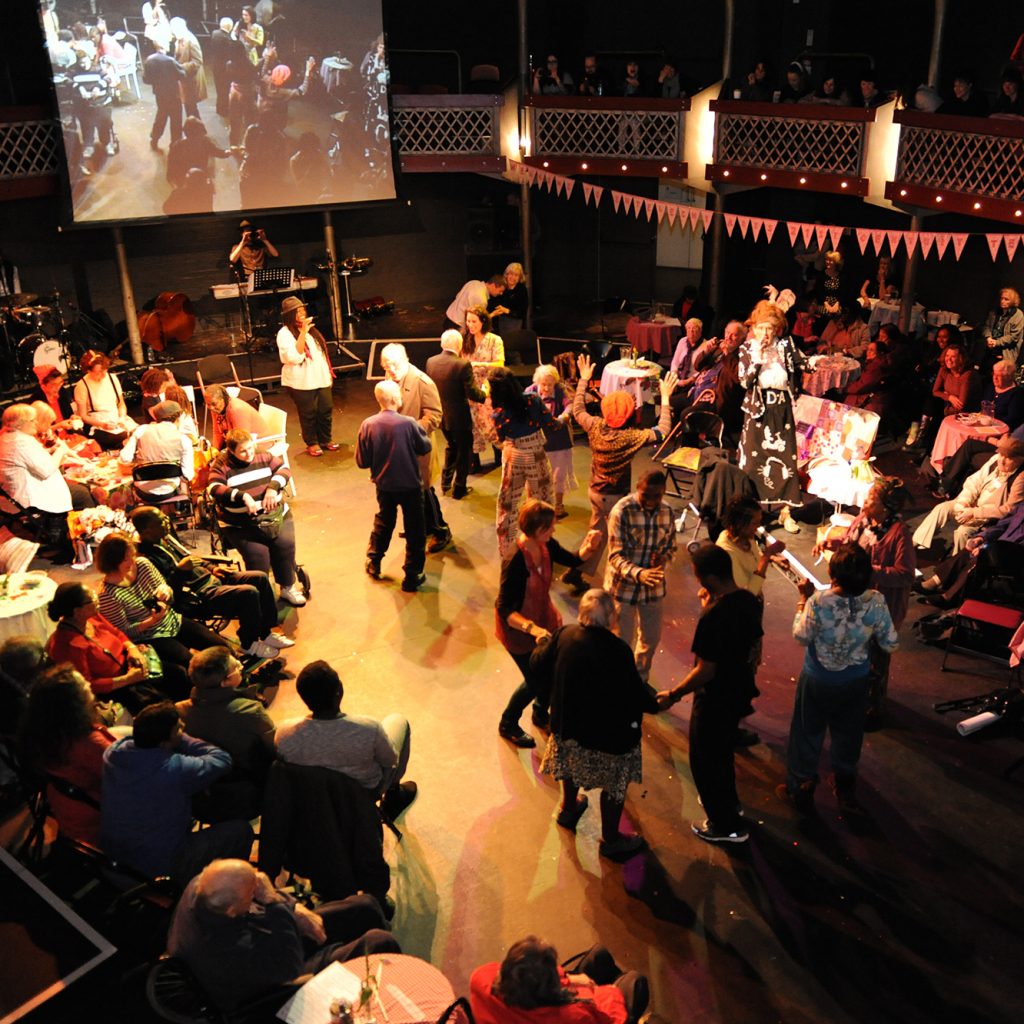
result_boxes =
[604,494,676,605]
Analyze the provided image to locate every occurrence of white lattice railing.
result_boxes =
[712,101,869,177]
[894,112,1024,201]
[0,115,61,180]
[528,97,686,162]
[392,94,502,156]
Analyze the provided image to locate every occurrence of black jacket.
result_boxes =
[425,350,485,432]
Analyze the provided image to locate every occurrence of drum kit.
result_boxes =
[0,290,81,387]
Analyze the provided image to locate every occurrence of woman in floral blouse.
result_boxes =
[464,305,505,465]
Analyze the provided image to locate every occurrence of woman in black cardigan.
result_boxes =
[530,588,660,859]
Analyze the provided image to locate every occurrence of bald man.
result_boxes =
[167,859,399,1011]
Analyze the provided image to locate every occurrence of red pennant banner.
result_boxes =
[786,222,801,246]
[724,213,737,236]
[951,234,969,260]
[666,204,678,227]
[737,215,750,238]
[749,217,763,241]
[919,232,935,258]
[800,223,815,247]
[564,179,575,199]
[763,219,778,243]
[855,228,871,254]
[591,185,603,207]
[611,191,623,213]
[526,166,538,186]
[655,201,666,224]
[544,171,555,192]
[986,234,1004,261]
[1005,234,1021,261]
[554,176,565,197]
[870,229,886,255]
[828,225,844,249]
[886,230,903,256]
[644,198,657,221]
[934,232,951,259]
[815,224,829,249]
[700,210,714,232]
[903,231,919,256]
[582,183,594,206]
[691,208,703,231]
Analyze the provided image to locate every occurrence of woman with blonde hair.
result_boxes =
[525,364,576,518]
[490,261,529,334]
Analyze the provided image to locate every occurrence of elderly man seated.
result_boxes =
[167,858,399,1012]
[913,436,1024,554]
[120,399,195,497]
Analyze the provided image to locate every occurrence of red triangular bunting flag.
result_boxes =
[870,229,886,255]
[801,223,815,246]
[612,191,623,213]
[724,213,737,236]
[582,182,594,206]
[856,228,871,254]
[564,179,575,199]
[526,166,538,185]
[655,201,666,224]
[786,222,801,246]
[691,207,703,230]
[624,194,636,215]
[934,232,951,259]
[540,171,552,192]
[666,204,678,227]
[644,198,657,221]
[951,234,968,260]
[749,217,763,241]
[554,176,565,197]
[919,232,935,258]
[986,234,1004,261]
[886,230,903,256]
[700,210,713,231]
[828,225,843,249]
[737,215,750,238]
[904,231,919,256]
[763,219,778,243]
[1005,234,1021,261]
[815,224,829,249]
[592,185,603,206]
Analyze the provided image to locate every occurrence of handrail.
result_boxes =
[711,98,876,122]
[894,109,1024,140]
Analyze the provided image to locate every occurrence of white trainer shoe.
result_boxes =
[279,585,307,606]
[243,639,278,660]
[264,632,295,649]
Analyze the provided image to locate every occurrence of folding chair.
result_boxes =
[131,462,195,532]
[253,403,297,497]
[942,599,1024,673]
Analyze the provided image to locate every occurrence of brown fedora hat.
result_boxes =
[280,295,306,316]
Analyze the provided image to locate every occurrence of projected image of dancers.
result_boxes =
[39,0,397,223]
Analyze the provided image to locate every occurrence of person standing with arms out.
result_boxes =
[276,296,338,458]
[658,543,763,845]
[357,380,432,593]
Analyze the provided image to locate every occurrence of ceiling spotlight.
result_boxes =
[760,173,767,181]
[973,201,981,210]
[1017,210,1023,217]
[840,181,848,189]
[799,177,807,184]
[723,170,730,177]
[661,166,668,173]
[581,162,588,170]
[935,195,943,203]
[621,163,628,171]
[899,189,907,197]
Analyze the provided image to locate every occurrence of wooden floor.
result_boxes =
[25,377,1024,1024]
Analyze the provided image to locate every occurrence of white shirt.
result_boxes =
[0,430,73,513]
[445,280,488,327]
[120,421,195,495]
[277,326,333,390]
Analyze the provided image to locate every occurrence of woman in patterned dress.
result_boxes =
[464,305,504,466]
[737,300,805,506]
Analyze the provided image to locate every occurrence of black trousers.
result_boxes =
[286,385,334,447]
[302,894,400,972]
[499,650,544,728]
[564,945,650,1024]
[151,93,182,144]
[222,515,297,588]
[367,486,425,578]
[423,485,447,536]
[689,694,743,833]
[440,426,473,494]
[149,618,230,700]
[199,570,278,647]
[938,437,994,495]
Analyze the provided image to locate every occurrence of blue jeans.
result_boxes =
[786,670,870,789]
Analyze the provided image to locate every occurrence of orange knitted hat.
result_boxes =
[601,391,635,428]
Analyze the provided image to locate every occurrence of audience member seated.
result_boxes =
[909,343,983,453]
[176,647,275,821]
[912,437,1024,554]
[72,350,136,450]
[577,54,611,97]
[859,72,888,109]
[18,665,115,845]
[167,858,399,1013]
[670,320,744,427]
[657,56,681,98]
[30,366,77,429]
[740,58,773,102]
[938,70,989,117]
[207,429,305,606]
[842,339,891,419]
[95,532,227,698]
[791,298,824,350]
[163,384,200,440]
[130,505,291,660]
[0,635,45,743]
[275,660,417,820]
[980,288,1023,368]
[801,71,849,106]
[778,60,810,102]
[930,418,1024,501]
[670,285,714,331]
[860,255,899,306]
[817,305,869,358]
[204,383,268,451]
[139,367,176,422]
[911,83,943,112]
[470,936,650,1024]
[47,581,172,713]
[983,360,1024,428]
[668,317,704,382]
[876,324,920,382]
[619,58,645,97]
[120,400,195,498]
[992,65,1024,117]
[101,701,253,883]
[533,54,573,95]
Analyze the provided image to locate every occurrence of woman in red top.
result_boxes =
[18,665,115,845]
[203,384,269,450]
[470,937,648,1024]
[46,581,162,714]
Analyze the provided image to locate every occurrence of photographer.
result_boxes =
[532,54,573,95]
[229,218,279,275]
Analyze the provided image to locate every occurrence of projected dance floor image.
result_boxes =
[40,0,396,223]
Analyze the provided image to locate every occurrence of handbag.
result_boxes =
[254,505,285,539]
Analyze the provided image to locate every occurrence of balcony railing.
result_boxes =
[707,100,874,195]
[392,93,505,173]
[0,106,60,199]
[887,110,1024,223]
[525,96,688,177]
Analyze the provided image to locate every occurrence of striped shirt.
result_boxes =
[207,451,290,527]
[98,556,181,641]
[604,494,676,605]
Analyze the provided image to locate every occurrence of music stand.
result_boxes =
[250,267,295,293]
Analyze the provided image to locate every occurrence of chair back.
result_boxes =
[436,996,476,1023]
[132,460,185,483]
[679,408,725,449]
[254,403,286,441]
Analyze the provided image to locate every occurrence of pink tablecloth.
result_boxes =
[930,414,1008,471]
[801,356,861,397]
[625,316,681,358]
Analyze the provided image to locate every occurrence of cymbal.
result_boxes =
[0,292,38,307]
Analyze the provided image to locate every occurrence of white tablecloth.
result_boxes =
[599,359,661,406]
[868,301,926,337]
[802,356,861,397]
[0,573,57,645]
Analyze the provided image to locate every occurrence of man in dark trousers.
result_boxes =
[206,17,243,118]
[356,380,432,592]
[425,329,486,501]
[143,38,185,150]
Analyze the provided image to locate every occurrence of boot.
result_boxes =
[903,421,920,448]
[554,492,568,519]
[906,415,931,450]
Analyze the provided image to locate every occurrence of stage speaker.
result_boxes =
[466,207,497,253]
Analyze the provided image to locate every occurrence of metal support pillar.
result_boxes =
[517,0,533,330]
[927,0,948,88]
[322,210,344,339]
[899,214,922,335]
[112,227,143,366]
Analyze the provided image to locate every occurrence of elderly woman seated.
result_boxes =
[203,384,268,451]
[912,436,1024,554]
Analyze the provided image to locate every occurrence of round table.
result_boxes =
[802,355,862,397]
[930,414,1008,471]
[599,359,661,406]
[320,56,353,94]
[624,316,681,359]
[0,572,57,645]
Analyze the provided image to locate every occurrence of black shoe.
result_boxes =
[498,723,536,748]
[734,727,760,747]
[401,572,427,592]
[441,478,454,495]
[691,819,749,844]
[452,486,473,500]
[531,705,550,729]
[381,781,417,818]
[562,568,587,594]
[365,558,381,579]
[426,530,452,554]
[470,454,482,473]
[555,795,589,831]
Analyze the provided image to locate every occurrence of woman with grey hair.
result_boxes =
[529,588,660,858]
[525,364,575,518]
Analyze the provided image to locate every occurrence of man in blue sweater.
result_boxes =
[101,701,253,883]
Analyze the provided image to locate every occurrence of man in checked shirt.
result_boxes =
[604,469,676,681]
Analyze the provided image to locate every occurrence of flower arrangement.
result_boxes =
[66,506,136,568]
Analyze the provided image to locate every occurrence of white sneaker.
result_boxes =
[279,585,307,606]
[243,639,278,660]
[264,632,295,649]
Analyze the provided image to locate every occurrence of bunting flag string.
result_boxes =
[501,158,1024,260]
